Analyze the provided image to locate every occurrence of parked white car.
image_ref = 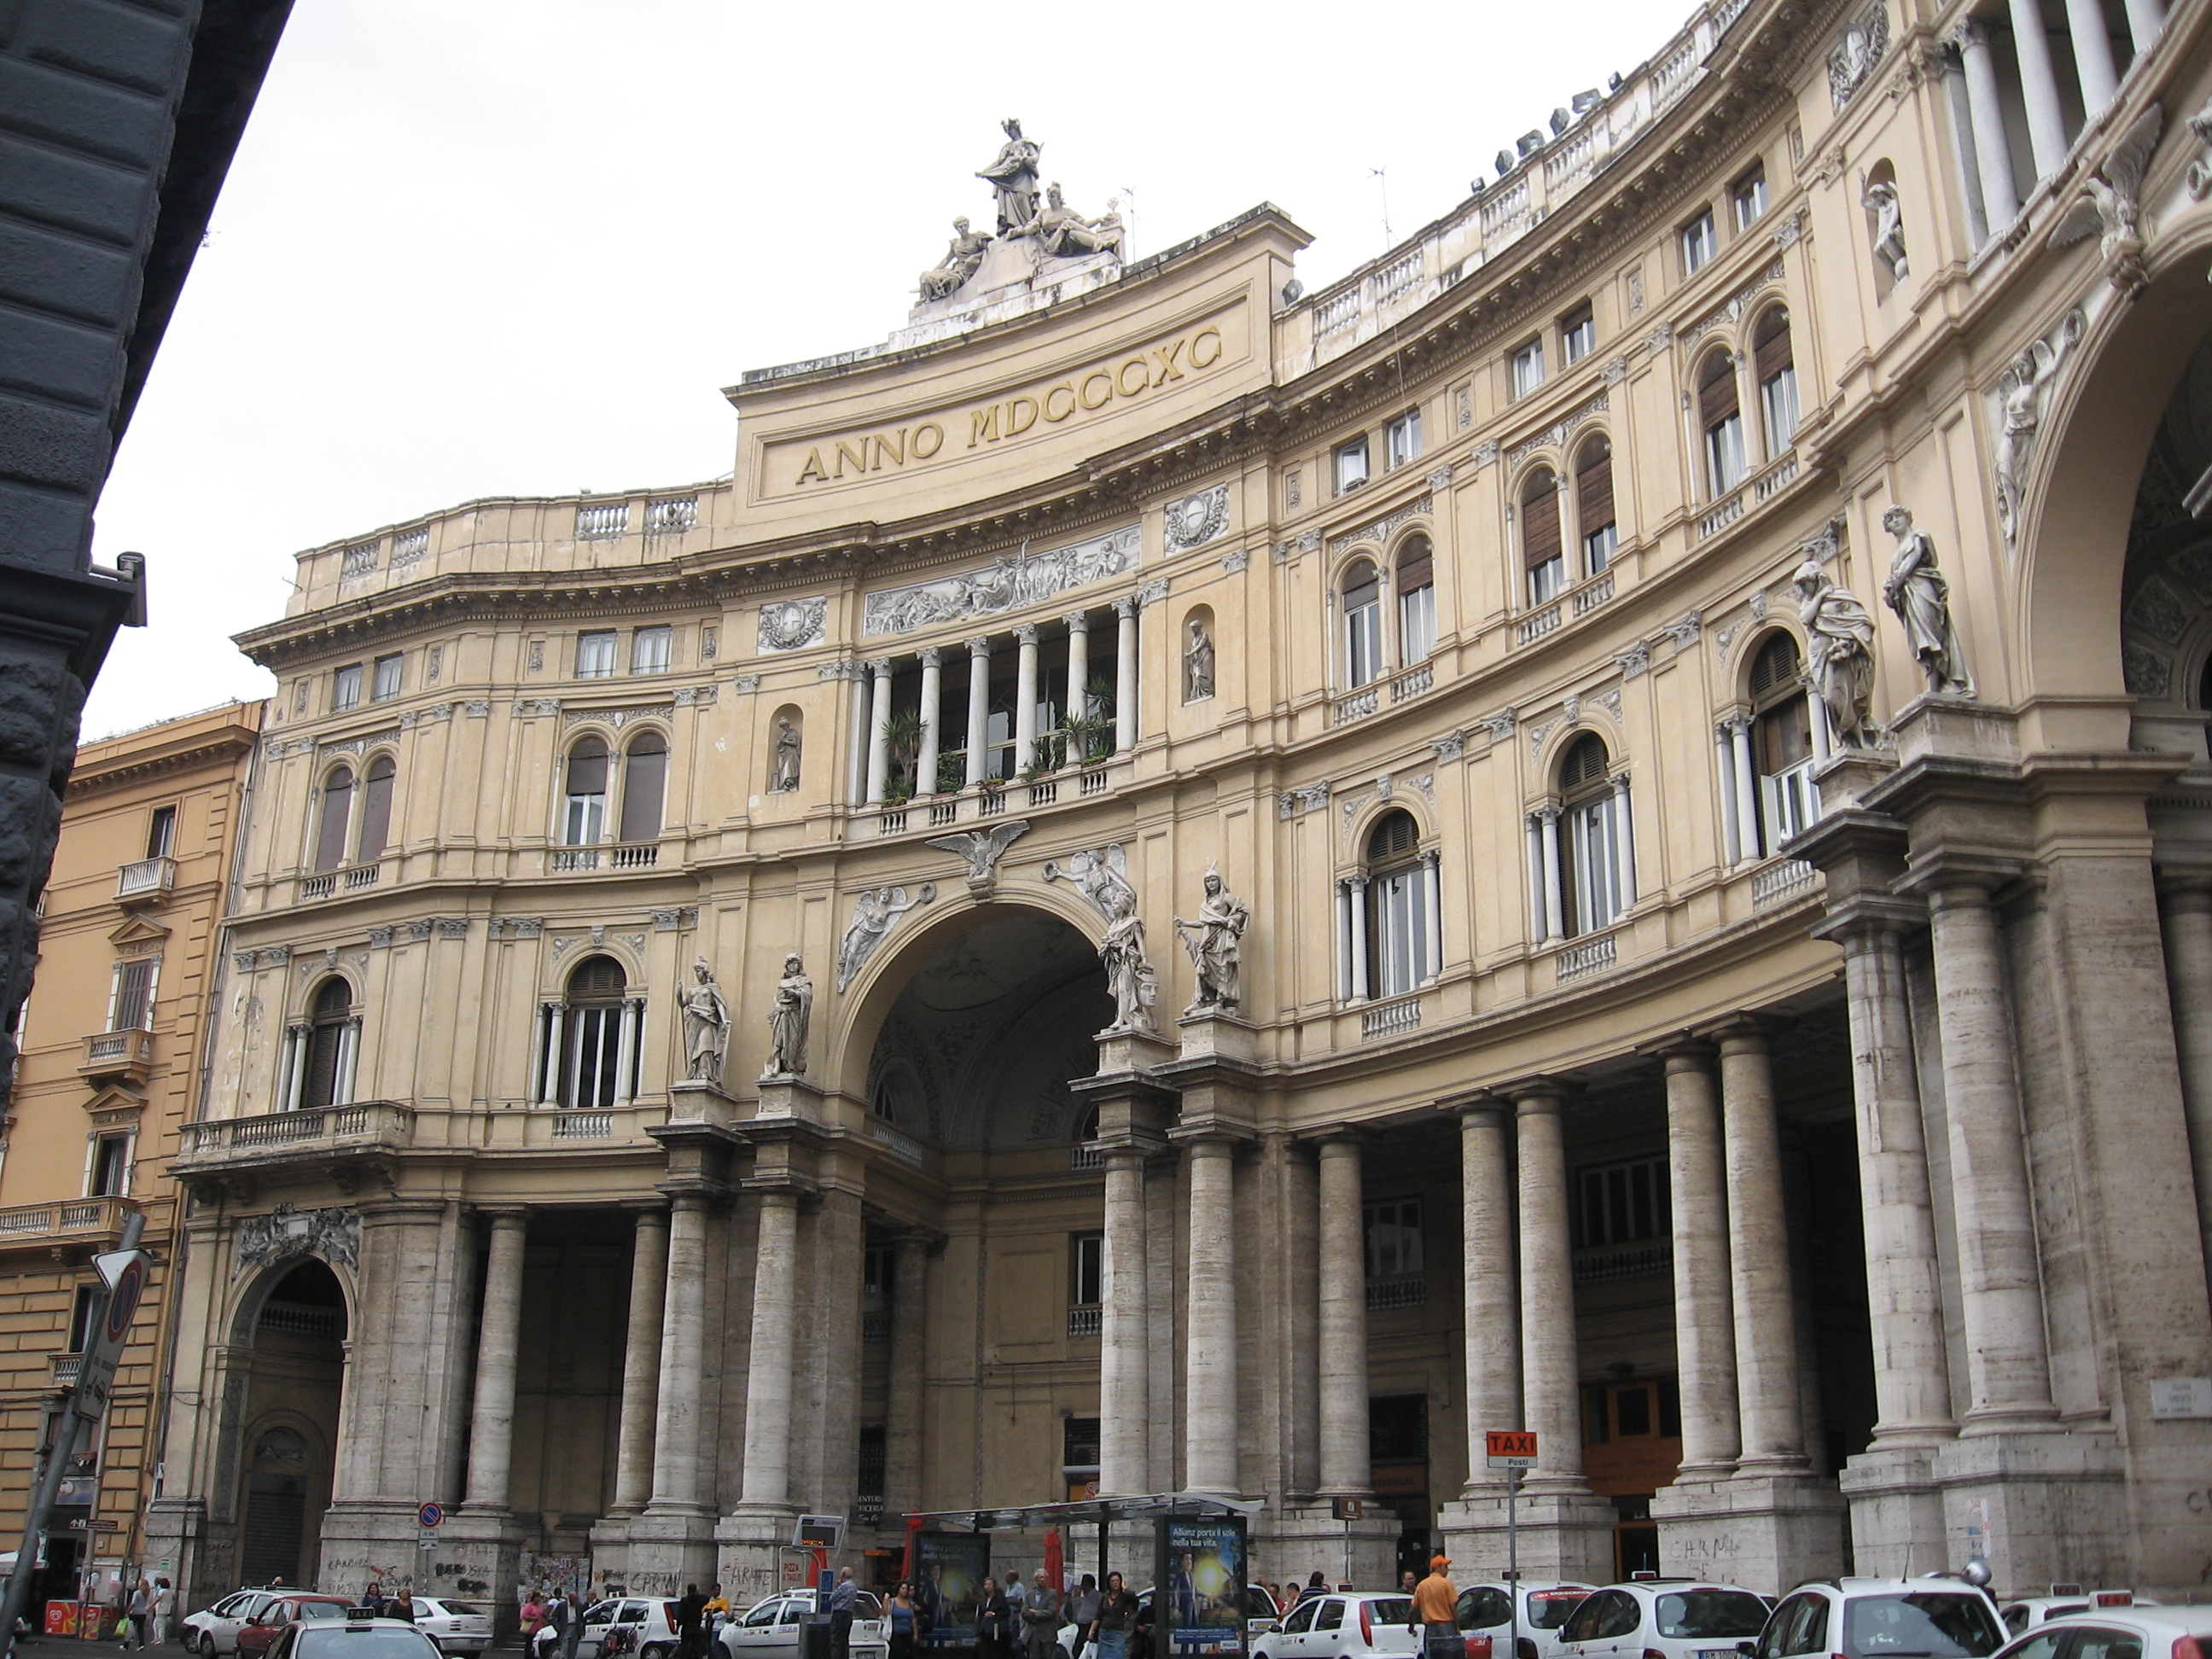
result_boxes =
[533,1598,681,1659]
[1255,1591,1421,1659]
[1991,1598,2212,1659]
[185,1592,285,1656]
[1998,1597,2160,1640]
[1756,1579,2007,1659]
[1552,1580,1771,1659]
[720,1590,888,1659]
[410,1598,493,1656]
[1456,1581,1598,1659]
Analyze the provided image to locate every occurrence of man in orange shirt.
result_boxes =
[1410,1557,1460,1659]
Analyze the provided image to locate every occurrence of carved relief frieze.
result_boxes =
[1328,493,1432,558]
[863,526,1140,637]
[1162,485,1231,554]
[1507,391,1610,470]
[759,597,829,654]
[1680,261,1787,351]
[234,1204,360,1278]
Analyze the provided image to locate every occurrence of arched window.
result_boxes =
[1522,469,1564,603]
[1364,809,1437,998]
[1559,735,1630,938]
[1754,308,1798,457]
[1699,352,1745,494]
[1575,436,1617,575]
[1749,632,1818,853]
[356,755,395,863]
[1342,560,1383,689]
[534,956,643,1111]
[286,978,359,1113]
[562,736,608,846]
[311,767,352,873]
[619,731,667,845]
[1396,538,1436,665]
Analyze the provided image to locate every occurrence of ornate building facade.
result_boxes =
[156,0,2212,1615]
[1,701,262,1604]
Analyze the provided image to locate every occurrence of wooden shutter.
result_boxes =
[1395,538,1434,591]
[1522,479,1563,569]
[1755,317,1794,383]
[312,768,352,872]
[1575,448,1615,531]
[1698,361,1739,428]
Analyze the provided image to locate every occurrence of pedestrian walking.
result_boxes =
[1021,1571,1062,1659]
[677,1585,707,1659]
[976,1577,1011,1659]
[154,1578,176,1645]
[121,1578,151,1650]
[1409,1557,1461,1659]
[1094,1574,1137,1659]
[364,1586,387,1619]
[1004,1574,1027,1623]
[887,1582,921,1659]
[1067,1575,1101,1659]
[559,1592,587,1659]
[705,1586,730,1642]
[829,1568,859,1659]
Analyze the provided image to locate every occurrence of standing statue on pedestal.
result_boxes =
[1098,903,1159,1033]
[1864,175,1909,283]
[919,218,992,302]
[1184,618,1215,702]
[1880,504,1975,696]
[769,714,802,792]
[976,118,1042,236]
[680,958,731,1085]
[1795,559,1881,748]
[1173,868,1251,1016]
[761,953,813,1080]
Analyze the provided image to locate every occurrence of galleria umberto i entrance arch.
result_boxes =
[154,0,2212,1614]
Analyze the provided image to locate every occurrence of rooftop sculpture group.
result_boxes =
[916,119,1126,306]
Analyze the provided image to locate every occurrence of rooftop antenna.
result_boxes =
[1370,166,1393,243]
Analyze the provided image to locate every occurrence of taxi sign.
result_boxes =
[1485,1430,1539,1469]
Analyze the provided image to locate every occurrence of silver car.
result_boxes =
[185,1592,285,1656]
[410,1598,493,1656]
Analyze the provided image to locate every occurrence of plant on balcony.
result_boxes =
[880,708,924,803]
[936,750,969,793]
[1063,710,1113,765]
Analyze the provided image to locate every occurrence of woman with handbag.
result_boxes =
[976,1578,1011,1659]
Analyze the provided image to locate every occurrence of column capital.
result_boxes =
[1499,1074,1571,1111]
[480,1205,530,1226]
[1946,16,1987,50]
[965,635,993,658]
[866,656,894,678]
[2155,869,2212,906]
[1705,1011,1789,1051]
[1014,623,1039,645]
[918,645,944,668]
[1114,595,1139,620]
[1536,803,1562,825]
[1639,1031,1716,1068]
[1064,610,1092,632]
[1312,1127,1368,1153]
[622,1197,673,1220]
[1444,1091,1511,1124]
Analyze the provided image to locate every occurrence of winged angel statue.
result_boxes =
[2048,104,2165,298]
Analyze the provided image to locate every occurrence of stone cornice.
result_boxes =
[66,723,260,798]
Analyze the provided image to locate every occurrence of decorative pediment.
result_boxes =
[107,914,171,953]
[83,1085,147,1125]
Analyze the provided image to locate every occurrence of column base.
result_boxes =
[319,1501,451,1600]
[1931,1430,2127,1600]
[438,1512,529,1634]
[626,1508,722,1598]
[1837,1447,1949,1580]
[1438,1488,1614,1584]
[143,1496,209,1617]
[1259,1505,1401,1592]
[1649,1474,1844,1596]
[717,1505,801,1607]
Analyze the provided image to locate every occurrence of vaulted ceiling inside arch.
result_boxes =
[2123,321,2212,714]
[866,911,1110,1149]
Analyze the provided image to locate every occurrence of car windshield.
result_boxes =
[1843,1595,2003,1658]
[1370,1600,1413,1625]
[1656,1592,1771,1639]
[429,1605,489,1618]
[1528,1592,1590,1631]
[298,1606,349,1621]
[296,1633,443,1659]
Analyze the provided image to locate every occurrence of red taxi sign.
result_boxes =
[1485,1429,1539,1469]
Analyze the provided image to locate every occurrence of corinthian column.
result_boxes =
[1014,625,1040,774]
[646,1194,713,1513]
[459,1209,529,1513]
[1185,1138,1240,1493]
[864,659,894,806]
[916,648,943,799]
[1925,879,2059,1429]
[742,1189,803,1505]
[1317,1137,1371,1497]
[611,1205,670,1514]
[1658,1042,1739,1476]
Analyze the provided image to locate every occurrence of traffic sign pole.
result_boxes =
[1482,1430,1537,1659]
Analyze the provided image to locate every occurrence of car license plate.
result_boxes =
[1699,1649,1739,1657]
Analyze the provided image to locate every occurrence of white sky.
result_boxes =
[83,0,1681,740]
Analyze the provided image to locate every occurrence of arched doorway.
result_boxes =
[236,1259,347,1588]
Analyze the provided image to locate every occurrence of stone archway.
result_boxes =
[231,1257,348,1587]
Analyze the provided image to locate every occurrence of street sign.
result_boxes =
[419,1503,445,1528]
[1485,1430,1539,1469]
[73,1249,148,1423]
[793,1516,844,1551]
[1329,1499,1364,1522]
[63,1521,117,1533]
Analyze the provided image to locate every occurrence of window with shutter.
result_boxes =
[1522,474,1563,569]
[312,767,353,872]
[1698,355,1740,428]
[357,756,395,862]
[111,958,155,1031]
[620,732,668,844]
[300,979,353,1112]
[1575,438,1616,573]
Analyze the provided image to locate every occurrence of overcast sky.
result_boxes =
[83,0,1681,740]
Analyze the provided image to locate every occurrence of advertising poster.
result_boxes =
[915,1534,990,1649]
[1155,1516,1247,1659]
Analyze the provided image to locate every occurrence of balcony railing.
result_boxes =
[1697,493,1745,540]
[298,862,379,901]
[80,1027,153,1080]
[177,1101,414,1166]
[1067,1305,1103,1339]
[1555,932,1618,982]
[1069,1143,1105,1173]
[1751,858,1820,906]
[1390,662,1433,702]
[115,858,175,900]
[0,1198,133,1253]
[1516,604,1563,645]
[1571,570,1616,616]
[1573,1242,1671,1284]
[1365,1276,1427,1312]
[1360,997,1423,1039]
[1335,687,1379,725]
[550,1110,614,1139]
[49,1353,83,1385]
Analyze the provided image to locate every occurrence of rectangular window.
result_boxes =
[1511,339,1546,399]
[1398,583,1436,666]
[89,1133,130,1197]
[1568,793,1622,934]
[1371,865,1429,996]
[1387,409,1423,469]
[1070,1231,1103,1306]
[1680,208,1717,275]
[67,1285,98,1353]
[331,664,363,711]
[575,631,617,678]
[857,1425,888,1520]
[1761,366,1800,456]
[1368,1393,1429,1463]
[1363,1196,1424,1278]
[1575,1155,1671,1249]
[630,626,672,675]
[108,958,157,1032]
[1344,599,1383,690]
[1335,438,1371,494]
[371,653,403,701]
[1523,480,1564,605]
[1706,413,1747,492]
[1062,1415,1101,1472]
[1583,522,1619,573]
[1732,167,1768,230]
[1560,304,1596,366]
[145,806,176,861]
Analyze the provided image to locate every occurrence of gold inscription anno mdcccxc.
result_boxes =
[789,326,1225,488]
